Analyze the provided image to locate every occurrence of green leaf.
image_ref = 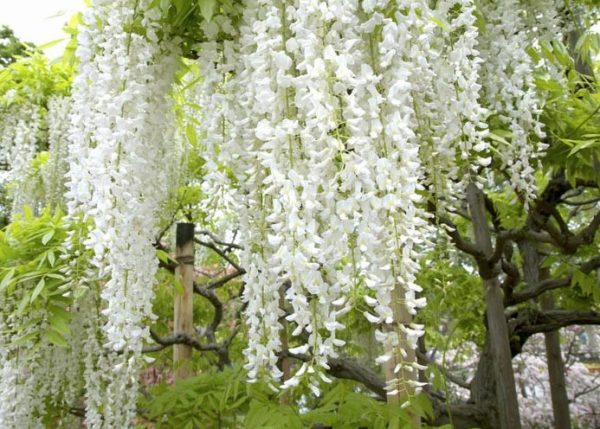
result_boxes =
[157,249,172,264]
[429,16,449,31]
[23,205,33,219]
[199,0,217,21]
[37,38,65,51]
[47,250,56,267]
[489,131,512,147]
[41,230,55,245]
[31,278,46,303]
[49,315,70,337]
[49,304,71,320]
[46,328,68,348]
[409,393,433,419]
[0,267,16,292]
[186,123,198,146]
[17,293,30,315]
[12,331,38,346]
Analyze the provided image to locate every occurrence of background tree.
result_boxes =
[0,26,32,67]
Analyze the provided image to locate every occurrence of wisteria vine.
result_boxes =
[65,0,179,426]
[0,0,575,426]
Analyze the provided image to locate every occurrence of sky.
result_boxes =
[0,0,85,59]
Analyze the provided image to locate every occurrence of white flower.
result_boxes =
[64,0,180,426]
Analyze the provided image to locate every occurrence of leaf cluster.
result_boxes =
[0,51,72,108]
[0,209,91,349]
[0,25,33,67]
[142,368,437,429]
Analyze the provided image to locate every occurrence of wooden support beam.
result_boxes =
[174,222,195,380]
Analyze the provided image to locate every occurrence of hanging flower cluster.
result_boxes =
[524,0,566,43]
[186,17,241,238]
[0,307,89,429]
[0,311,42,429]
[42,96,72,210]
[479,0,548,201]
[65,0,179,426]
[427,0,491,197]
[191,0,510,399]
[0,103,42,216]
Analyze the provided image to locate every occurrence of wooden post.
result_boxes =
[385,285,420,427]
[279,284,291,405]
[466,183,522,429]
[174,222,195,380]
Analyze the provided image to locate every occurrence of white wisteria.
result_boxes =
[190,0,498,399]
[0,103,42,216]
[65,0,179,426]
[42,96,72,210]
[0,0,572,425]
[480,0,547,201]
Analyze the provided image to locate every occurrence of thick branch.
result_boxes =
[426,201,486,262]
[193,283,222,341]
[510,256,600,304]
[283,351,387,399]
[205,269,245,290]
[196,230,244,250]
[571,210,600,248]
[146,329,220,353]
[516,310,600,336]
[416,350,471,390]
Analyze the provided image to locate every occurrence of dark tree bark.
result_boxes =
[466,183,522,429]
[541,290,572,429]
[521,239,572,429]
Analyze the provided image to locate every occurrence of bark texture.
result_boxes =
[467,183,522,429]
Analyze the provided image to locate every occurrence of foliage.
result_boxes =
[0,26,32,67]
[142,369,435,429]
[0,52,71,108]
[142,367,250,428]
[0,208,86,348]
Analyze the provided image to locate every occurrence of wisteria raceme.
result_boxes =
[524,0,566,42]
[234,0,287,385]
[191,0,438,399]
[65,0,179,426]
[479,0,547,201]
[0,293,49,428]
[0,103,42,216]
[431,0,490,194]
[369,0,430,397]
[43,96,72,210]
[522,1,569,94]
[191,17,241,240]
[189,0,556,401]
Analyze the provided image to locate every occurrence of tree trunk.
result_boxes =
[466,183,521,429]
[521,240,572,429]
[541,289,572,429]
[174,222,195,380]
[470,339,500,429]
